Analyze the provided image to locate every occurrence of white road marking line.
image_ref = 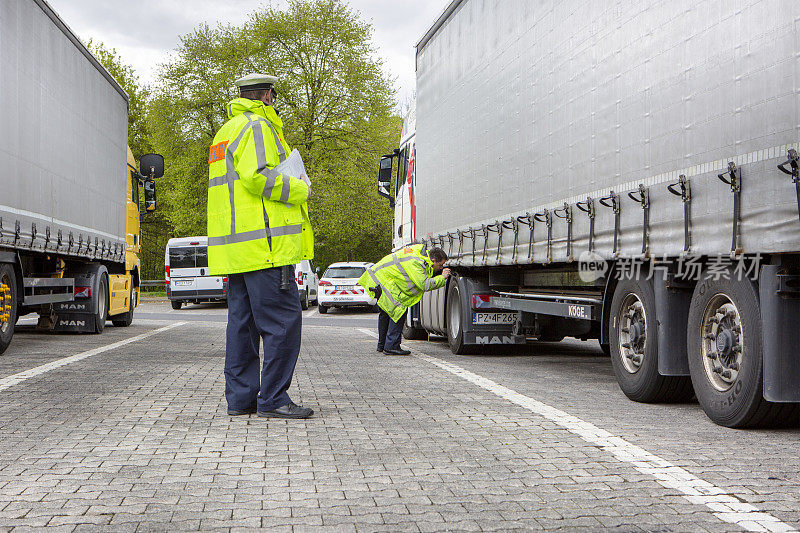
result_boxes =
[303,309,318,318]
[0,322,187,393]
[357,328,796,533]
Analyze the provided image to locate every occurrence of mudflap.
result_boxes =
[759,265,800,402]
[654,274,692,376]
[465,332,526,345]
[51,313,96,333]
[52,271,98,333]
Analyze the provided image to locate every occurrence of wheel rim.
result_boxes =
[700,293,743,392]
[448,287,461,338]
[1,274,11,335]
[617,293,647,374]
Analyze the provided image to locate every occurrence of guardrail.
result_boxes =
[141,280,166,288]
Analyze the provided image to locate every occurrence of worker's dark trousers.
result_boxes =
[225,268,301,412]
[377,308,407,351]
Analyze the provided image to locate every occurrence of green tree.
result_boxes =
[148,0,400,268]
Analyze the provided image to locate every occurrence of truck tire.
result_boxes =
[93,269,109,334]
[687,275,799,428]
[0,264,18,356]
[111,284,136,327]
[403,322,428,340]
[171,300,182,310]
[318,303,328,314]
[609,278,693,403]
[446,278,473,355]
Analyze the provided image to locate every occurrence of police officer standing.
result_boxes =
[207,73,314,419]
[358,244,450,355]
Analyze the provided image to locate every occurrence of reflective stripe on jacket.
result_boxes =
[207,98,313,275]
[357,244,446,322]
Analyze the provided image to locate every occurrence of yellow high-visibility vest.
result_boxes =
[207,98,313,275]
[358,244,446,322]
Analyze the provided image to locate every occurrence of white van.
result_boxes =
[165,237,227,309]
[294,260,319,310]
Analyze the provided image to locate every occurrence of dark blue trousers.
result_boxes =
[377,308,406,351]
[225,268,301,412]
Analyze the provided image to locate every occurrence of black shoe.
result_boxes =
[376,346,384,352]
[258,401,314,419]
[227,406,257,416]
[383,348,411,356]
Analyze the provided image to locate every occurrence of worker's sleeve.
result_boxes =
[408,260,446,293]
[423,274,446,292]
[236,121,310,206]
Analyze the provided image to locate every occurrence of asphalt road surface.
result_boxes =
[0,300,798,531]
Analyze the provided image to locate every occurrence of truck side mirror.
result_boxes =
[140,153,165,179]
[377,154,395,207]
[143,180,157,212]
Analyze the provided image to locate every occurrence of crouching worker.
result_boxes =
[358,245,450,355]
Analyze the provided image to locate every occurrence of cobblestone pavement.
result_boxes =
[0,311,798,531]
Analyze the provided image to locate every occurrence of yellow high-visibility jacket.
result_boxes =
[207,98,313,275]
[357,244,446,322]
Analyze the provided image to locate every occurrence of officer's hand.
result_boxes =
[442,268,451,278]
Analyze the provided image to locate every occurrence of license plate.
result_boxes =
[335,285,353,290]
[472,312,517,325]
[173,280,193,287]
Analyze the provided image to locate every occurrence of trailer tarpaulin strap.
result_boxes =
[480,224,489,265]
[554,202,573,262]
[717,162,742,258]
[516,213,534,261]
[777,149,800,224]
[576,197,596,253]
[507,218,520,263]
[456,229,464,259]
[494,221,503,264]
[469,228,477,263]
[628,184,650,256]
[533,210,552,264]
[600,191,621,256]
[667,175,692,253]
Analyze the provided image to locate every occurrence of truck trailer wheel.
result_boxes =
[111,283,136,327]
[402,322,428,340]
[0,264,18,355]
[93,269,110,334]
[446,279,473,355]
[687,276,799,428]
[609,278,693,403]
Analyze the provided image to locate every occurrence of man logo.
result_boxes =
[578,251,609,282]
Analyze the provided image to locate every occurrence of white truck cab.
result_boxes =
[295,260,319,310]
[164,237,227,309]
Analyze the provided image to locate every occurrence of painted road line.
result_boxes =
[0,322,187,393]
[303,309,318,318]
[357,328,795,533]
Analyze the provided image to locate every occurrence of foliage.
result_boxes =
[145,0,399,270]
[89,0,400,276]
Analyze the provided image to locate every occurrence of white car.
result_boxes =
[295,260,319,310]
[317,262,377,314]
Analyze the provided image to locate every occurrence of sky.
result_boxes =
[46,0,450,106]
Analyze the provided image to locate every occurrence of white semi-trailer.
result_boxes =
[377,0,800,427]
[0,0,163,355]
